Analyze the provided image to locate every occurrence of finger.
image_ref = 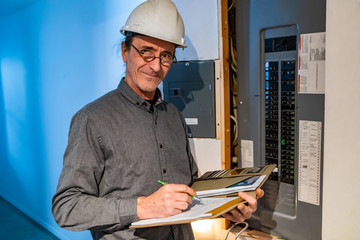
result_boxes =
[173,200,190,211]
[231,208,246,221]
[222,209,246,223]
[238,192,257,213]
[172,192,194,205]
[169,184,197,197]
[188,187,197,198]
[161,184,196,206]
[256,188,264,199]
[237,203,252,220]
[222,212,243,223]
[161,196,190,214]
[161,206,182,217]
[167,191,190,200]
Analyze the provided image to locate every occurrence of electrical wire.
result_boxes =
[229,35,238,156]
[224,221,249,240]
[229,37,238,73]
[227,0,239,166]
[228,0,235,11]
[230,115,238,147]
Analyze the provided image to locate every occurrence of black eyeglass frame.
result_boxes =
[126,40,177,66]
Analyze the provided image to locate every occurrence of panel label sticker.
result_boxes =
[298,120,322,205]
[185,118,198,125]
[298,32,326,94]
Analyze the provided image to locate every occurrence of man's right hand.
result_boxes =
[137,184,197,219]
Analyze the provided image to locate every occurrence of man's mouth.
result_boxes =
[143,72,161,79]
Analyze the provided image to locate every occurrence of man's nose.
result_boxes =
[148,57,162,72]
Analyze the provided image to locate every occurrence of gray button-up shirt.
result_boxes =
[52,80,198,239]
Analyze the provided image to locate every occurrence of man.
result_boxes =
[52,0,264,239]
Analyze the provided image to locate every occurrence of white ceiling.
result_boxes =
[0,0,41,19]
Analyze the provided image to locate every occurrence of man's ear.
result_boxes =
[121,41,127,63]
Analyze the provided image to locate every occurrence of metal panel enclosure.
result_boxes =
[163,61,216,138]
[236,0,326,239]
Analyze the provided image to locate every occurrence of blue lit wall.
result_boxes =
[0,1,143,239]
[0,0,218,239]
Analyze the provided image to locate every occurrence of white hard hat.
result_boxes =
[120,0,187,48]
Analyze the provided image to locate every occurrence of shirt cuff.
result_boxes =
[118,197,139,227]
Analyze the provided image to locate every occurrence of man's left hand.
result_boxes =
[222,188,264,222]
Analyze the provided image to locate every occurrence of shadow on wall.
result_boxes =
[0,63,25,221]
[0,69,12,195]
[0,63,25,202]
[0,7,52,237]
[0,67,4,158]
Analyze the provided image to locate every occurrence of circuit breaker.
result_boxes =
[163,61,216,138]
[265,58,297,184]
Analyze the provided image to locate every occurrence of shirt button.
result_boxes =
[159,144,163,148]
[163,168,166,174]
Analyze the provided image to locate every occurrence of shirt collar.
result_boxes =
[117,78,163,109]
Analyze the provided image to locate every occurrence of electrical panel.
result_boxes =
[236,0,326,239]
[163,61,216,138]
[261,27,299,220]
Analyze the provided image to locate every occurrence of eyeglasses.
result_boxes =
[126,40,177,67]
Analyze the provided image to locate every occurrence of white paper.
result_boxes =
[196,175,266,198]
[241,140,254,167]
[185,118,198,125]
[131,197,238,227]
[298,120,322,205]
[298,32,326,94]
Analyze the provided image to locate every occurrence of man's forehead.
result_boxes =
[132,35,176,52]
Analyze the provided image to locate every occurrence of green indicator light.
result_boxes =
[281,139,286,145]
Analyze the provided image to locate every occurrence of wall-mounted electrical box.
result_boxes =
[236,0,326,239]
[163,61,216,138]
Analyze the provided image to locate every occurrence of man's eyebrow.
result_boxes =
[141,46,156,51]
[141,46,174,55]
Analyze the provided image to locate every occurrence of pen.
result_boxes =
[157,180,202,202]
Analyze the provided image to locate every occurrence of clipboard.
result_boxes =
[130,165,276,228]
[191,164,276,197]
